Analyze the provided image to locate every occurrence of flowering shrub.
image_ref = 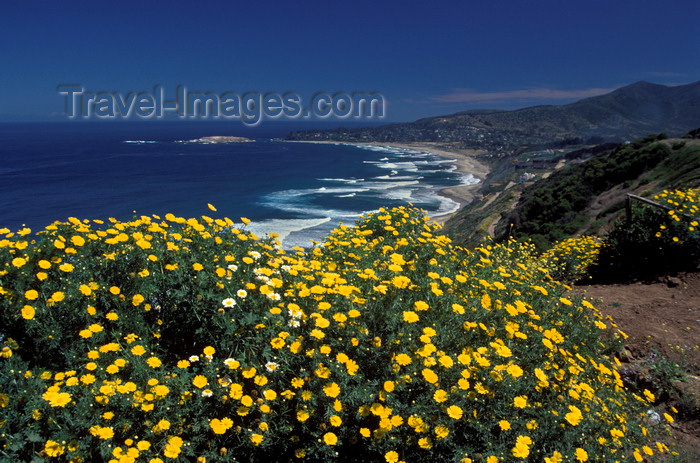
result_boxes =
[538,236,603,283]
[0,206,677,462]
[594,188,700,282]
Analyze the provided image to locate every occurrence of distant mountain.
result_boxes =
[287,81,700,152]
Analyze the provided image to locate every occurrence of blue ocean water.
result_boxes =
[0,122,477,247]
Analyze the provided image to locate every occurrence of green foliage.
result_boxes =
[501,133,700,250]
[592,189,700,282]
[0,207,678,462]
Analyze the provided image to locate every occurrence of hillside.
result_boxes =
[287,81,700,153]
[441,131,700,248]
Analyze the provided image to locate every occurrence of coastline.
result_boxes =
[287,140,490,224]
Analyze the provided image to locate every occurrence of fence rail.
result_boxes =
[625,193,696,224]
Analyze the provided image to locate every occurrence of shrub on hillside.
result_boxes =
[0,207,677,462]
[592,189,700,282]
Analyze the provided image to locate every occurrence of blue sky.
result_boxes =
[1,0,698,123]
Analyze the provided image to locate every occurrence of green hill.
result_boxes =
[442,131,700,249]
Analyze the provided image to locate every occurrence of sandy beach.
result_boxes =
[288,140,490,224]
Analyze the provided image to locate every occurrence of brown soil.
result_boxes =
[575,272,700,460]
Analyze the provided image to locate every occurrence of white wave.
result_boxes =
[373,174,422,180]
[458,173,480,185]
[314,187,369,195]
[246,217,332,247]
[261,189,362,218]
[359,180,420,191]
[318,177,365,184]
[123,140,158,144]
[382,189,414,201]
[337,193,356,198]
[433,195,462,216]
[414,159,455,165]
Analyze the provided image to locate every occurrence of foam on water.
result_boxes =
[246,217,332,248]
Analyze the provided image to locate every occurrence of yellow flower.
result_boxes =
[21,305,35,320]
[446,405,463,420]
[403,311,419,323]
[433,389,448,403]
[193,263,204,271]
[414,300,429,311]
[89,425,114,440]
[329,415,342,427]
[131,345,146,356]
[207,203,217,211]
[385,451,399,463]
[506,363,523,378]
[146,356,162,368]
[544,451,563,463]
[323,432,338,445]
[163,436,183,458]
[565,405,583,426]
[499,420,511,430]
[391,275,411,288]
[210,417,233,434]
[422,368,439,384]
[59,263,74,272]
[153,419,171,433]
[323,382,340,398]
[418,437,432,449]
[193,375,208,388]
[43,440,66,457]
[25,289,39,300]
[574,448,588,462]
[513,395,527,408]
[434,425,449,439]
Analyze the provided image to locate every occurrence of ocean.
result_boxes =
[0,122,477,248]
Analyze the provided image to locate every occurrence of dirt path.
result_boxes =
[575,272,700,459]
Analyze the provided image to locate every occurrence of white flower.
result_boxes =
[227,264,238,272]
[249,251,261,260]
[267,293,281,301]
[288,319,300,328]
[289,308,303,319]
[265,361,279,372]
[237,289,247,298]
[222,298,236,307]
[201,389,213,397]
[189,355,199,362]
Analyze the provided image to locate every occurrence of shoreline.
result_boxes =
[287,140,490,224]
